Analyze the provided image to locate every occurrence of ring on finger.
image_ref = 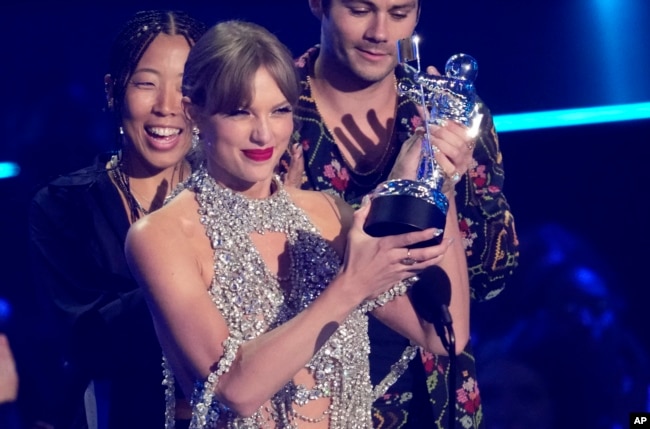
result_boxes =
[450,171,461,184]
[466,141,476,151]
[400,248,417,266]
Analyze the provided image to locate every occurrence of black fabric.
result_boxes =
[28,153,165,429]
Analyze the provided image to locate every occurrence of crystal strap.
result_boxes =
[162,356,177,429]
[359,276,416,313]
[372,344,419,399]
[189,336,243,428]
[359,277,419,399]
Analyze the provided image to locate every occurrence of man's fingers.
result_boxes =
[283,143,304,188]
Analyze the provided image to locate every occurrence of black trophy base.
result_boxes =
[363,194,446,248]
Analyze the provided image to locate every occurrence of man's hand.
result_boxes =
[388,125,425,181]
[283,142,305,188]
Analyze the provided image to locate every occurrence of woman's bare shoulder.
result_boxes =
[126,189,204,262]
[285,187,353,245]
[287,187,351,217]
[125,189,213,291]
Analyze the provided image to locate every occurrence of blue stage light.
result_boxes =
[494,102,650,132]
[0,297,11,326]
[0,162,20,179]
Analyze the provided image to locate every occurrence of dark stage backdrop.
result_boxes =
[2,0,649,426]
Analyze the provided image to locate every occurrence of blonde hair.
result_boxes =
[183,20,300,117]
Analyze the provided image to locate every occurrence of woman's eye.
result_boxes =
[275,106,293,115]
[131,81,155,89]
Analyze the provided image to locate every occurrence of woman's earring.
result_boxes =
[119,126,124,135]
[192,126,200,149]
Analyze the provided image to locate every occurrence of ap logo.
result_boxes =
[631,412,650,427]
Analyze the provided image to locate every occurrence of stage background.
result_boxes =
[2,1,649,427]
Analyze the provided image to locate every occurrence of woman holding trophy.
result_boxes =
[125,19,470,428]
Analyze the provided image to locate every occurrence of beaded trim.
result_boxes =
[359,276,416,313]
[189,337,243,428]
[162,357,176,429]
[372,344,419,399]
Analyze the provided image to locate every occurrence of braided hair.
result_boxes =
[105,10,207,123]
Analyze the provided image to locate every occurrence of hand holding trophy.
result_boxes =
[363,34,482,248]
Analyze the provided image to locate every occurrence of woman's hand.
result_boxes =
[338,198,454,302]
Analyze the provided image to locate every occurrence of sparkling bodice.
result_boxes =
[164,167,374,428]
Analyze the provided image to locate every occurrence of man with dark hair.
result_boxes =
[280,0,518,427]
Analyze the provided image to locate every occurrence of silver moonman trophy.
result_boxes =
[363,35,482,248]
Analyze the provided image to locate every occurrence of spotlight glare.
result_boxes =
[0,162,21,179]
[494,102,650,132]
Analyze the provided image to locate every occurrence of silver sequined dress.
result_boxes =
[163,167,380,428]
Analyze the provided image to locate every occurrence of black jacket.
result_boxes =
[28,153,165,429]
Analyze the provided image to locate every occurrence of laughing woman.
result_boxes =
[28,10,206,428]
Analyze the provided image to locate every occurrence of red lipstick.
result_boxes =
[242,148,274,161]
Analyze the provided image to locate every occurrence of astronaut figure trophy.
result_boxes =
[363,35,482,248]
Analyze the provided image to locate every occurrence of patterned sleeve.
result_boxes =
[455,99,519,301]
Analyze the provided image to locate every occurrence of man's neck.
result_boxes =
[311,54,397,114]
[309,53,399,174]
